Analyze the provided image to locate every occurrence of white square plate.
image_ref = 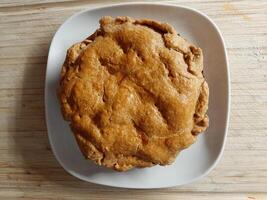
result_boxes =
[45,3,230,188]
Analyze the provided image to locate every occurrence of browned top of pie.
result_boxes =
[59,16,209,171]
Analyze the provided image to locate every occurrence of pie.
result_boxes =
[58,16,209,171]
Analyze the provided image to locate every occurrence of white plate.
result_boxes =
[45,3,230,188]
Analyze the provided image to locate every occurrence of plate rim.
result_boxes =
[45,2,231,189]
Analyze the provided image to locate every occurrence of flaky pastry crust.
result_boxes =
[59,16,209,171]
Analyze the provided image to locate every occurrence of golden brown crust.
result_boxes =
[58,16,209,171]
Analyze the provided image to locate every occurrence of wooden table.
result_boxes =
[0,0,266,199]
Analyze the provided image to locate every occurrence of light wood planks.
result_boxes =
[0,0,267,199]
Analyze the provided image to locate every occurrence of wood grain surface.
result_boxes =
[0,0,266,199]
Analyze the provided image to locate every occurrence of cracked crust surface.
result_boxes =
[59,16,209,171]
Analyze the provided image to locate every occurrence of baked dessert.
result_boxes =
[59,16,209,171]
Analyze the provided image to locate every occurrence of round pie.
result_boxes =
[58,16,209,171]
